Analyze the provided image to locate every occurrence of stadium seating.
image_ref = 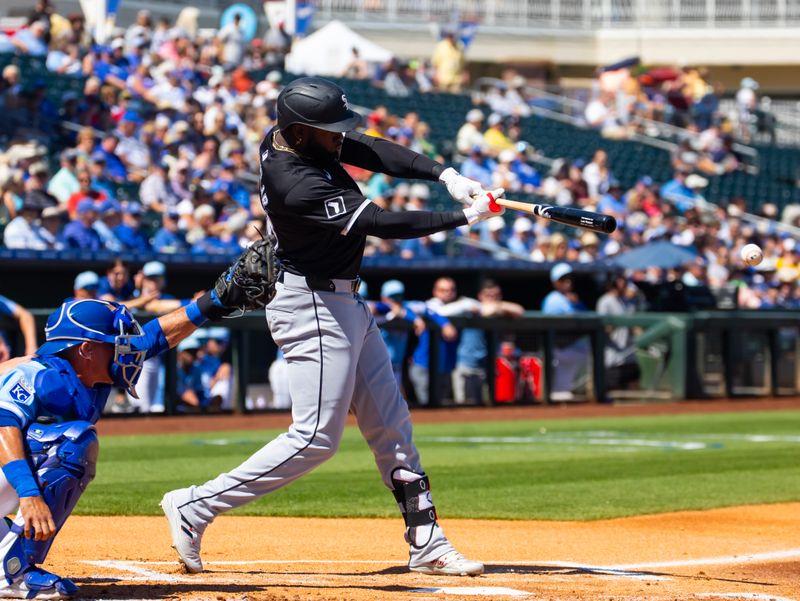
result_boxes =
[0,52,86,107]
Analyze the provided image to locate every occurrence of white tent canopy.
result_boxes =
[285,20,393,77]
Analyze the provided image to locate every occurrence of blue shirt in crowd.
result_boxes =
[113,224,150,252]
[62,221,103,251]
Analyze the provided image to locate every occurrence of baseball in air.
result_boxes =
[740,243,763,266]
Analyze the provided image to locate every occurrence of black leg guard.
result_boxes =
[391,468,438,549]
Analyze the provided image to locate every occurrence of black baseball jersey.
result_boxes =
[259,128,466,279]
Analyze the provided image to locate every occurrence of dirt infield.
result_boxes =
[74,401,800,599]
[49,504,799,600]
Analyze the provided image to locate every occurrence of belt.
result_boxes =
[278,271,361,294]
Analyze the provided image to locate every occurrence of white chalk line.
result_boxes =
[409,586,530,597]
[599,547,800,570]
[82,547,800,575]
[696,594,797,601]
[82,560,195,583]
[418,430,800,452]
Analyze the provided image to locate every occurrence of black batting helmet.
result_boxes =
[276,77,361,133]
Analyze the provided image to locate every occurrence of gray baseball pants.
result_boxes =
[176,273,452,564]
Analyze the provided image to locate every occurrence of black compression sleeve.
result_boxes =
[351,204,467,239]
[341,132,444,181]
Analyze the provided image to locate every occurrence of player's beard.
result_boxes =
[299,139,339,163]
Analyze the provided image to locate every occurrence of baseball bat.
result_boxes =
[488,196,617,234]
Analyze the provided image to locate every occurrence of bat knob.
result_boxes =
[486,192,502,213]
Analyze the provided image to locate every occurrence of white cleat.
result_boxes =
[409,550,484,576]
[160,490,205,573]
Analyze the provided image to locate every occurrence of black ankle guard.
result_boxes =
[391,470,437,528]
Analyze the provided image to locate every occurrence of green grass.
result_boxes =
[81,410,800,520]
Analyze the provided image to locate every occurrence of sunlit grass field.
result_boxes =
[82,410,800,520]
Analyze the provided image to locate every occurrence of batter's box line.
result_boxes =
[696,594,797,601]
[83,548,800,570]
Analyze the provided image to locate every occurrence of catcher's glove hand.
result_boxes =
[213,238,278,313]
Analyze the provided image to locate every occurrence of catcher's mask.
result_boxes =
[38,299,147,398]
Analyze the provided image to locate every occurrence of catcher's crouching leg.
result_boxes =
[0,421,96,598]
[392,468,483,576]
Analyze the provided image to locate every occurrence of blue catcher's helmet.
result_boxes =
[37,299,147,398]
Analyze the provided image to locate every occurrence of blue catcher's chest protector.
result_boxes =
[32,356,110,424]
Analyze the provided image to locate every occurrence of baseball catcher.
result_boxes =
[0,283,233,598]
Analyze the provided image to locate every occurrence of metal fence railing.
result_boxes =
[6,309,799,416]
[314,0,800,29]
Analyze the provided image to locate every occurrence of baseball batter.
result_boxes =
[162,77,505,576]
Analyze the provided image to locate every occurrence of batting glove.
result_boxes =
[439,167,484,204]
[463,188,505,225]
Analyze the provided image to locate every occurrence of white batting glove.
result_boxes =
[463,188,505,225]
[439,167,484,204]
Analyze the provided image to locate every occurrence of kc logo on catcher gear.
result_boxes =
[324,197,345,219]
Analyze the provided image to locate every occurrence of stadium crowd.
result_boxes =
[0,0,797,317]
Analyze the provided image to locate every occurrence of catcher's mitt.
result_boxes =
[213,238,279,312]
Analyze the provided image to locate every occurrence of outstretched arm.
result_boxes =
[342,132,484,203]
[137,290,232,360]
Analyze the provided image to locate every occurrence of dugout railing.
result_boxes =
[7,309,800,414]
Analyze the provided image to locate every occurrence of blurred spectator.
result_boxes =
[92,200,124,252]
[176,334,206,412]
[98,259,135,302]
[541,263,590,401]
[152,208,189,253]
[577,232,602,263]
[483,113,514,155]
[455,109,486,157]
[342,47,369,80]
[139,160,180,212]
[131,260,194,412]
[198,328,232,411]
[139,261,190,314]
[453,280,524,404]
[371,280,425,388]
[47,149,80,204]
[263,20,292,70]
[113,202,150,252]
[116,111,151,177]
[0,294,37,360]
[71,271,100,301]
[596,274,640,390]
[431,30,465,92]
[209,160,250,210]
[736,77,759,142]
[39,206,65,247]
[95,135,128,182]
[219,12,245,68]
[189,205,243,255]
[510,142,541,193]
[62,198,103,250]
[492,150,521,192]
[3,191,57,250]
[12,21,49,56]
[582,149,611,199]
[459,146,495,188]
[598,180,627,221]
[408,277,461,405]
[66,168,107,217]
[507,217,535,256]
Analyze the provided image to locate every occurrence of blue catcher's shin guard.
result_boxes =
[23,421,99,564]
